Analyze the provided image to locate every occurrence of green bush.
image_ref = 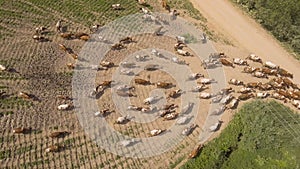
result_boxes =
[232,0,300,59]
[181,100,300,169]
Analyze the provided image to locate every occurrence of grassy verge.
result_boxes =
[230,0,300,60]
[181,100,300,169]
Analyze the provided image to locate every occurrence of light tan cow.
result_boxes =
[188,144,203,159]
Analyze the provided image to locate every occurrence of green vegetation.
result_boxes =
[20,159,50,168]
[168,0,206,21]
[231,0,300,59]
[181,100,300,169]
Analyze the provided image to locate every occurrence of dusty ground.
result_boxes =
[0,0,299,168]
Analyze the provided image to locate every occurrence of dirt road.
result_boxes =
[190,0,300,84]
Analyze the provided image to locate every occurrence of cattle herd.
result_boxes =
[0,0,299,160]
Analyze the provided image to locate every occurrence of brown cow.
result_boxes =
[135,78,152,85]
[111,43,126,50]
[59,44,68,52]
[245,82,262,88]
[168,89,182,99]
[160,103,178,111]
[49,131,69,138]
[73,32,89,39]
[219,58,235,68]
[60,32,73,39]
[277,68,293,78]
[116,90,136,97]
[156,81,173,88]
[18,91,31,99]
[97,80,114,90]
[120,37,134,44]
[238,93,254,101]
[69,53,78,60]
[13,127,32,134]
[282,77,298,89]
[270,92,287,101]
[257,83,273,91]
[80,35,90,41]
[260,67,277,76]
[276,89,291,99]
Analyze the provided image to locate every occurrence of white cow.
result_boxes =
[264,61,279,69]
[181,102,194,114]
[143,96,158,104]
[199,78,216,84]
[57,104,71,110]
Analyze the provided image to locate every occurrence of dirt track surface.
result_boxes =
[190,0,300,84]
